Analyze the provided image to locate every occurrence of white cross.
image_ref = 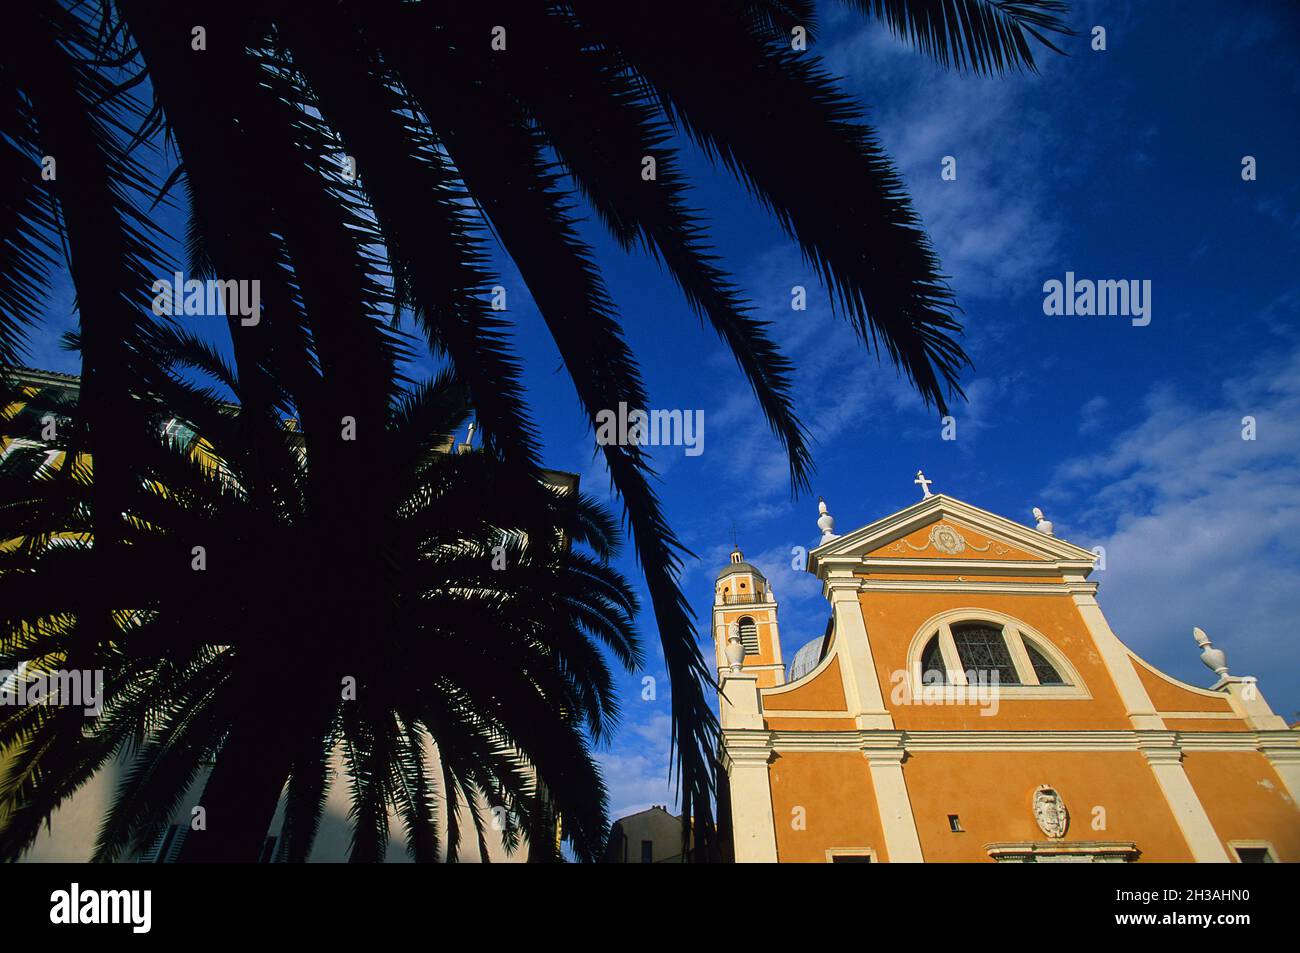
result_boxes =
[914,470,933,498]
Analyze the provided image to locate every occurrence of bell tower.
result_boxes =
[712,545,785,688]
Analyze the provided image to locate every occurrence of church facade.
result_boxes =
[712,487,1300,863]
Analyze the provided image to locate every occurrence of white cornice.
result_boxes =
[808,494,1097,579]
[854,579,1099,596]
[753,728,1298,754]
[850,557,1095,576]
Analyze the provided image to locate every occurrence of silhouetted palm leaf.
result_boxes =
[0,0,1070,860]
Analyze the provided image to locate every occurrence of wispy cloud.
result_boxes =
[597,708,678,819]
[1042,323,1300,718]
[821,21,1067,305]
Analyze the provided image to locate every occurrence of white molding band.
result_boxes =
[764,729,1299,754]
[986,840,1138,863]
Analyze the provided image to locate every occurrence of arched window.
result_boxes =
[951,623,1021,685]
[737,617,760,655]
[1023,639,1065,685]
[920,634,947,685]
[909,612,1076,692]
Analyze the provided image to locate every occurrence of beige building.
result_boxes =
[604,806,690,863]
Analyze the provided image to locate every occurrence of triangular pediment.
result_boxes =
[863,516,1043,561]
[809,494,1096,574]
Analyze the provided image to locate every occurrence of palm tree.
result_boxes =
[0,0,1070,856]
[0,365,640,862]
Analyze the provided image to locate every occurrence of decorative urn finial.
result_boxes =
[457,420,477,454]
[1193,626,1229,678]
[1032,506,1054,536]
[817,497,837,544]
[725,622,745,673]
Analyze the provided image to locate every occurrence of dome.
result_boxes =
[717,545,766,581]
[716,560,764,580]
[787,636,827,682]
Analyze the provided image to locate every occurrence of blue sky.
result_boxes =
[25,2,1300,822]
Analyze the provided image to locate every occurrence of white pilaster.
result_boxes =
[1257,737,1300,809]
[863,735,924,862]
[1139,734,1229,862]
[825,571,893,730]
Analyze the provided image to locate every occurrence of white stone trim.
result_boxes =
[723,737,779,864]
[808,493,1098,572]
[718,672,764,730]
[1138,734,1230,862]
[763,630,837,695]
[855,557,1089,576]
[762,728,1299,754]
[986,840,1138,863]
[822,572,893,729]
[1127,651,1238,701]
[863,736,924,862]
[1068,587,1165,730]
[859,579,1099,596]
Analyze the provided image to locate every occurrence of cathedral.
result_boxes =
[712,476,1300,862]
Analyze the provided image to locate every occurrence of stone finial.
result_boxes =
[817,497,837,544]
[1193,626,1229,678]
[1032,506,1054,536]
[457,421,476,454]
[725,622,746,673]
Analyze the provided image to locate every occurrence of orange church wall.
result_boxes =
[1131,658,1233,713]
[1163,719,1250,732]
[764,717,856,730]
[763,656,846,711]
[902,750,1194,862]
[768,752,889,862]
[858,591,1133,730]
[1181,752,1300,861]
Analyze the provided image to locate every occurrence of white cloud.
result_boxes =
[1042,324,1300,718]
[1078,395,1109,435]
[596,708,678,820]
